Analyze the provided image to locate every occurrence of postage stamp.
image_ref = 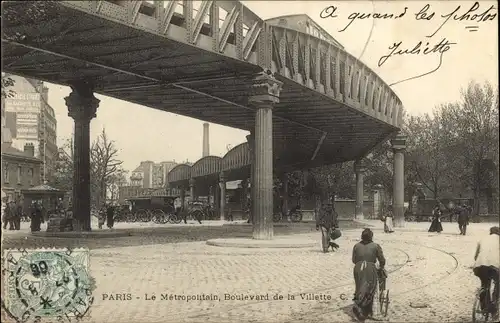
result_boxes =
[3,248,94,322]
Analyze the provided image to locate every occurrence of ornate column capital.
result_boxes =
[354,160,367,174]
[248,70,283,107]
[391,133,407,152]
[65,82,99,123]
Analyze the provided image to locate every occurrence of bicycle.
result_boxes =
[377,267,390,317]
[472,280,498,322]
[273,212,283,222]
[289,210,303,222]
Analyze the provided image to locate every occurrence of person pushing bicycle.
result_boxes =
[473,226,500,319]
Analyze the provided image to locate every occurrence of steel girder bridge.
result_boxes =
[2,1,407,238]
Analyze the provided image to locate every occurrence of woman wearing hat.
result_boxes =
[352,228,386,321]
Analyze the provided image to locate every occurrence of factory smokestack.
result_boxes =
[202,123,210,157]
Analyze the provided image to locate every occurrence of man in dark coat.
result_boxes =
[106,204,115,229]
[458,205,470,235]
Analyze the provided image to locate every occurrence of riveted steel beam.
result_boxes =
[191,0,213,44]
[242,22,260,60]
[159,0,177,34]
[219,5,239,53]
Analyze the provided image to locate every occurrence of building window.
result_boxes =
[17,166,22,184]
[29,168,34,185]
[3,164,9,183]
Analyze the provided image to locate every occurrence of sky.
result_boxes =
[41,0,498,176]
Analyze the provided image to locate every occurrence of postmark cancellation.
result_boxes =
[2,248,94,322]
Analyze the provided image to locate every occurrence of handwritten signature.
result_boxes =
[378,38,457,67]
[378,38,457,86]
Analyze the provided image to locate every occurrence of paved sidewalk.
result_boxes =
[2,221,495,322]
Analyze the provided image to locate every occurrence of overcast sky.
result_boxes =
[42,0,498,175]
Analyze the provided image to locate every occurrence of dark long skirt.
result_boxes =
[31,211,42,232]
[106,212,114,228]
[353,261,379,321]
[428,218,443,233]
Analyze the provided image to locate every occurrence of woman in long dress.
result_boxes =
[30,202,42,232]
[383,206,395,233]
[428,205,443,233]
[352,228,386,321]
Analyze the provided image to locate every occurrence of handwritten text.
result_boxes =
[378,38,456,67]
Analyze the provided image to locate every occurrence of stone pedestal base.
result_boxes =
[46,217,73,232]
[206,237,317,249]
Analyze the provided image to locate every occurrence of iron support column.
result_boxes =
[282,173,289,221]
[189,178,195,202]
[249,71,283,240]
[354,160,366,220]
[246,133,255,224]
[391,134,407,227]
[65,82,99,232]
[219,171,226,221]
[180,187,186,210]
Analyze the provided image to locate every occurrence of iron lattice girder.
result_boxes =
[2,0,402,165]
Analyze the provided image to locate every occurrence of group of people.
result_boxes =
[2,200,46,232]
[2,200,23,230]
[350,226,499,321]
[428,203,473,235]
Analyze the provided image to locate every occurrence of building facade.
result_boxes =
[130,160,180,189]
[3,74,57,182]
[1,137,43,202]
[119,161,182,203]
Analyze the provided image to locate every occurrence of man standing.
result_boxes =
[458,205,470,235]
[106,204,115,229]
[15,199,23,230]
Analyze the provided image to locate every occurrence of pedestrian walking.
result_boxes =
[3,201,15,230]
[106,204,115,229]
[30,202,43,232]
[14,200,22,230]
[316,202,341,251]
[457,204,470,235]
[428,204,443,233]
[352,228,386,321]
[383,206,394,233]
[98,205,106,229]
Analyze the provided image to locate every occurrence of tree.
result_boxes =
[91,129,124,207]
[442,81,499,215]
[306,162,355,201]
[364,140,394,199]
[48,130,125,208]
[47,138,73,192]
[107,169,128,202]
[404,107,456,199]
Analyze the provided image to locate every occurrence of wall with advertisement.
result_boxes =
[4,93,41,114]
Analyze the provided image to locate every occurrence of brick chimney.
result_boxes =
[202,123,210,157]
[24,143,35,157]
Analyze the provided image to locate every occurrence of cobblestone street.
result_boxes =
[2,220,497,322]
